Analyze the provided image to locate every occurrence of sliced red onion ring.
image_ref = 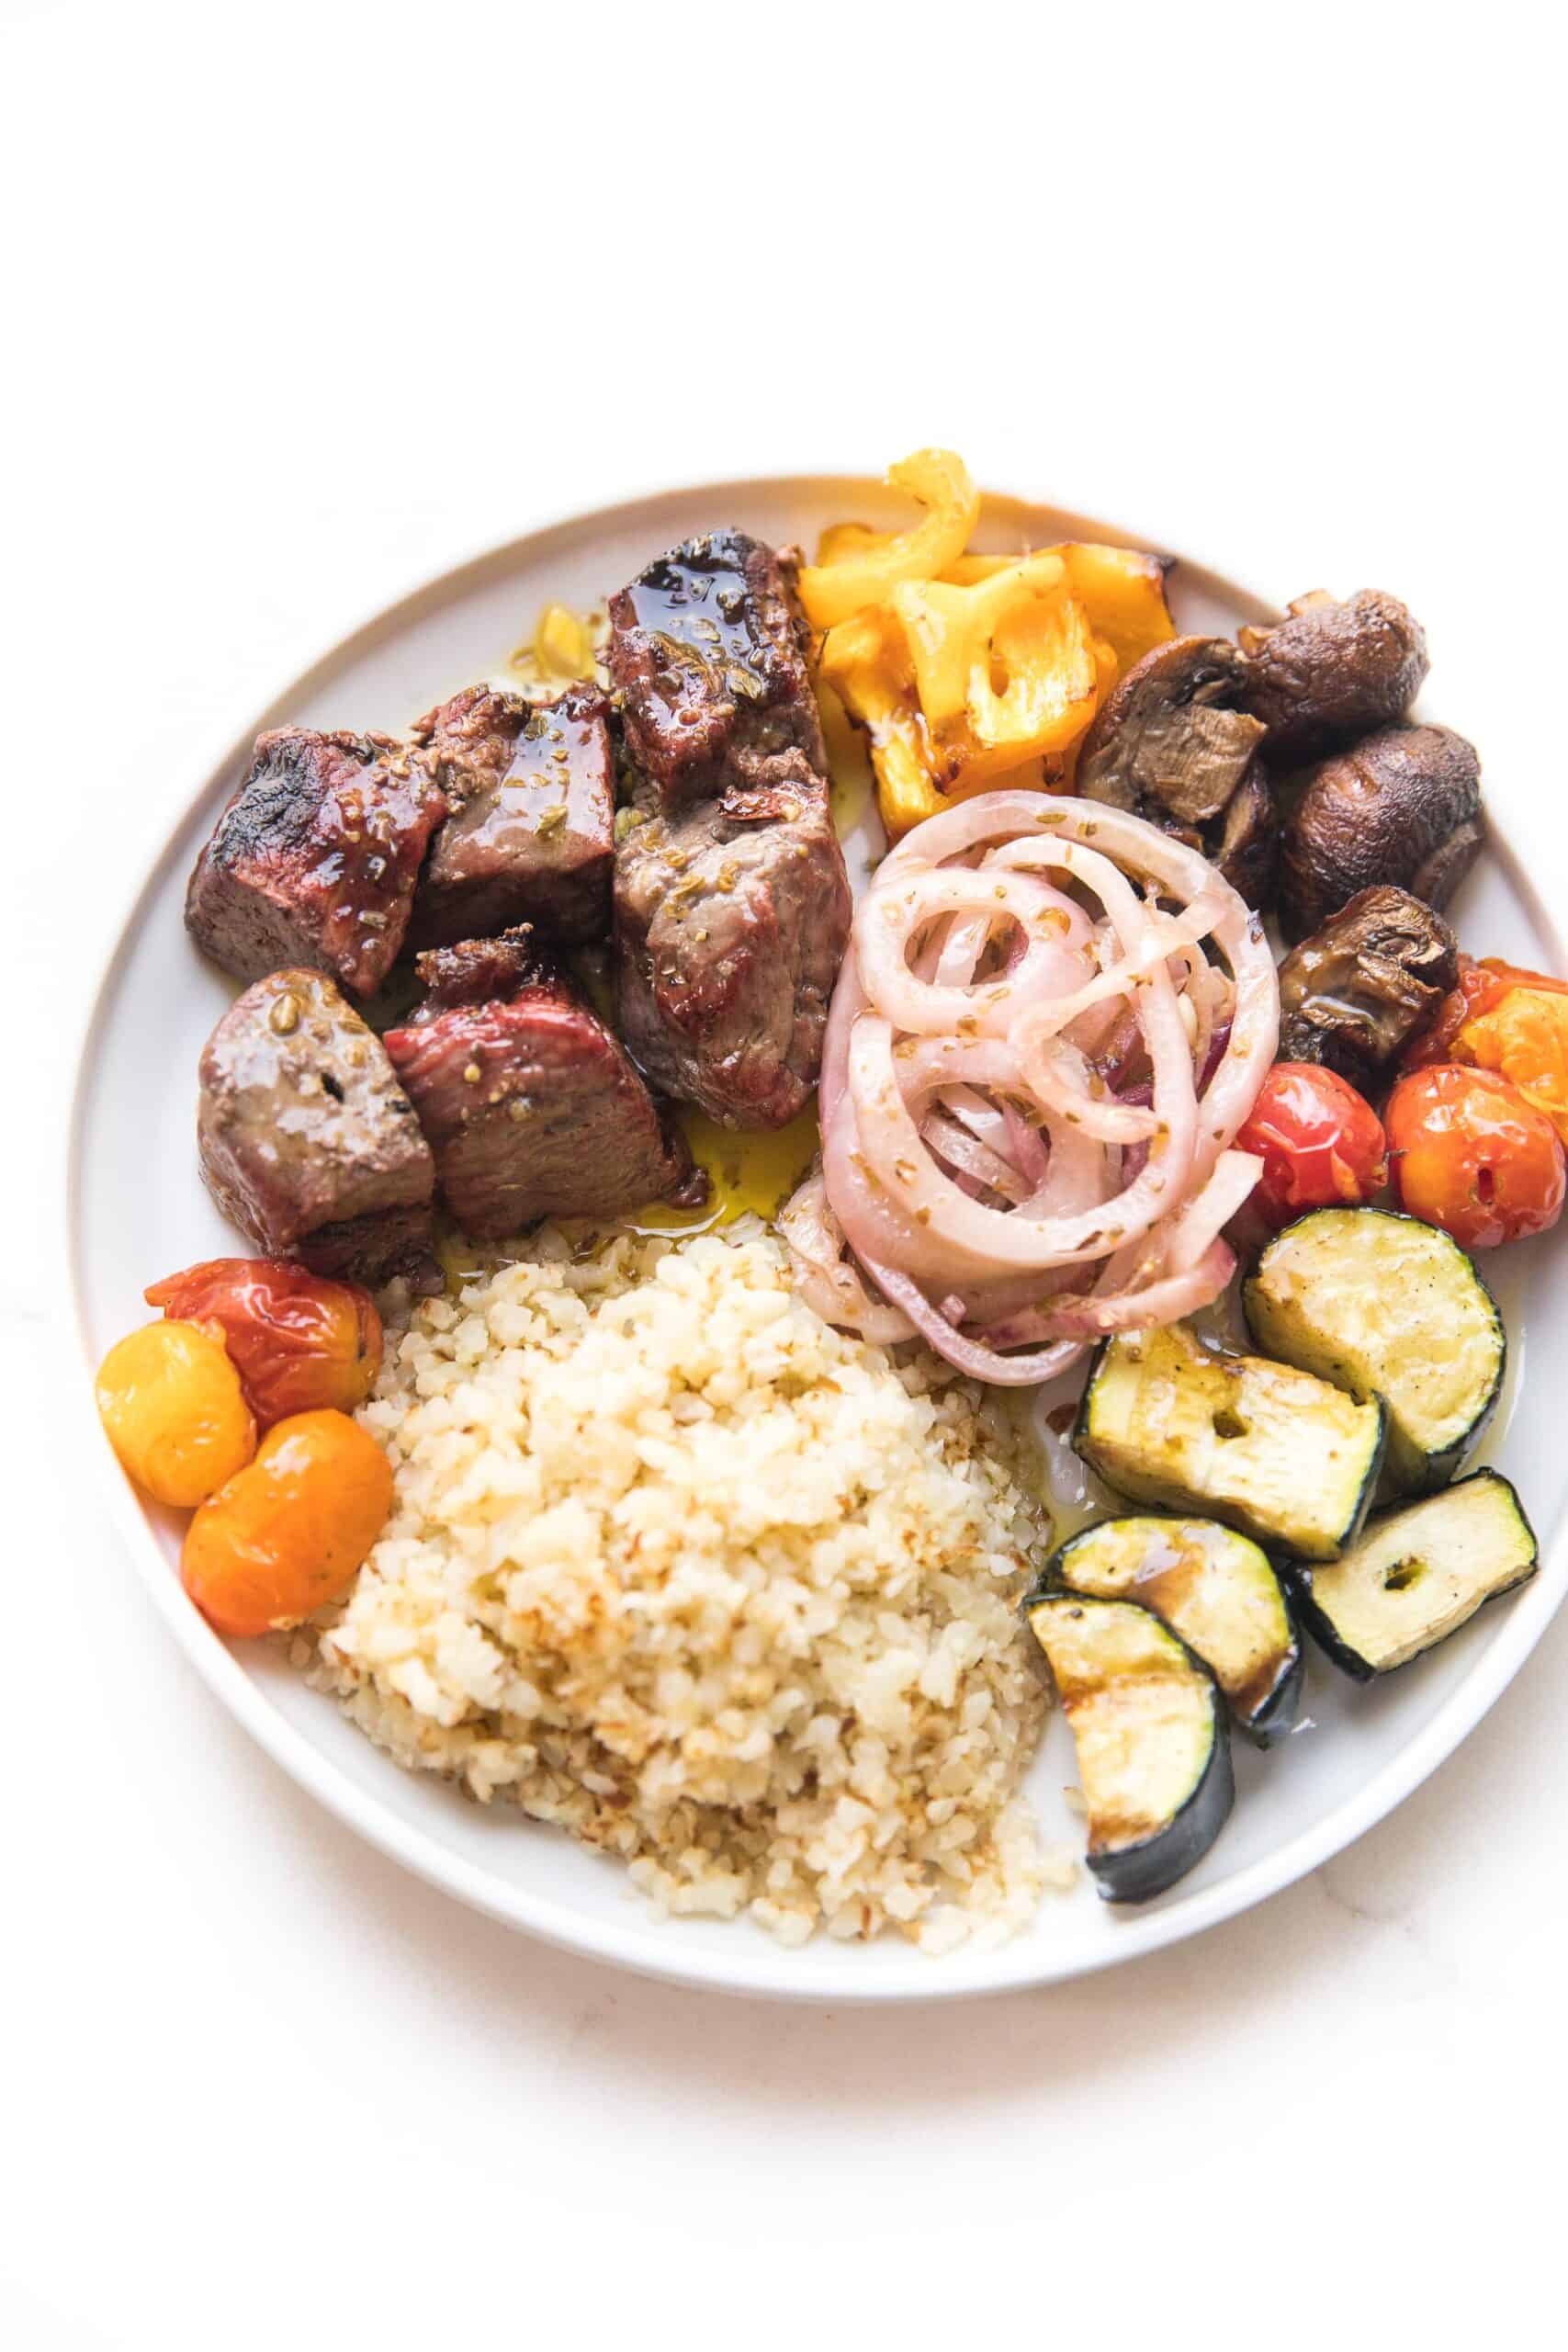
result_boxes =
[782,793,1279,1383]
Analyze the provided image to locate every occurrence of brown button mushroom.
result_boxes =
[1279,723,1483,943]
[1237,590,1429,763]
[1276,885,1460,1089]
[1076,636,1279,905]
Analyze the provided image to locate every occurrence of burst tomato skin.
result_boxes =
[1384,1065,1566,1248]
[181,1409,393,1638]
[145,1258,382,1427]
[96,1318,256,1507]
[1234,1063,1389,1230]
[1405,956,1568,1071]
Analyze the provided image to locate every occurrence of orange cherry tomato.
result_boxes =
[145,1258,382,1427]
[1234,1063,1389,1230]
[96,1318,256,1507]
[1405,955,1568,1070]
[182,1409,393,1638]
[1384,1064,1565,1248]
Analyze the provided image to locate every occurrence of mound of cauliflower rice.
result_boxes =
[309,1221,1072,1950]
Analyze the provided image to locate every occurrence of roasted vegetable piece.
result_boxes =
[798,449,980,629]
[1235,1063,1388,1230]
[96,1319,256,1507]
[1237,589,1429,762]
[1074,1321,1386,1562]
[1422,976,1568,1143]
[1041,1516,1303,1746]
[1024,1593,1233,1903]
[1290,1471,1537,1679]
[1405,956,1568,1072]
[181,1409,392,1638]
[890,553,1101,771]
[1276,886,1459,1086]
[1076,636,1277,905]
[1244,1207,1505,1493]
[1279,724,1483,944]
[144,1258,383,1428]
[1384,1064,1565,1248]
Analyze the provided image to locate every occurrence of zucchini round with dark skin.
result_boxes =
[1025,1593,1234,1904]
[1041,1516,1303,1747]
[1291,1469,1538,1679]
[1243,1207,1505,1494]
[1072,1320,1387,1562]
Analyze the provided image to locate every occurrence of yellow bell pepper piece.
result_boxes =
[942,544,1174,673]
[816,520,888,566]
[892,554,1098,763]
[798,448,980,629]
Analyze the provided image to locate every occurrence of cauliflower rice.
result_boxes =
[310,1221,1070,1950]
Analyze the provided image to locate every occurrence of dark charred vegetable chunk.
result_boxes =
[1280,724,1483,944]
[1239,590,1429,763]
[1277,885,1460,1085]
[1076,637,1277,906]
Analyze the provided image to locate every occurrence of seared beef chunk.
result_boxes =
[198,969,437,1289]
[1238,591,1429,763]
[608,530,829,818]
[610,533,852,1127]
[186,729,445,996]
[411,684,614,947]
[385,933,699,1236]
[615,793,850,1127]
[1277,887,1460,1088]
[1279,722,1483,943]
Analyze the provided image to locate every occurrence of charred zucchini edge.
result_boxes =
[1025,1591,1235,1905]
[1289,1468,1539,1680]
[1243,1206,1505,1494]
[1037,1514,1303,1747]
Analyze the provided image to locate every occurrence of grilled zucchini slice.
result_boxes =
[1073,1321,1386,1562]
[1291,1469,1538,1679]
[1244,1208,1504,1493]
[1025,1593,1233,1903]
[1044,1516,1303,1746]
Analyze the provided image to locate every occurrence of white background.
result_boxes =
[5,3,1565,2345]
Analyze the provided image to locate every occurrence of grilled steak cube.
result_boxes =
[609,529,851,1129]
[411,684,614,947]
[197,968,437,1289]
[608,530,829,817]
[615,786,850,1129]
[385,933,699,1236]
[186,729,446,996]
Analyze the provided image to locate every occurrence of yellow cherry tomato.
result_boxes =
[96,1319,256,1507]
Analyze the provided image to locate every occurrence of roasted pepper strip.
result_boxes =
[1455,985,1568,1142]
[798,448,980,629]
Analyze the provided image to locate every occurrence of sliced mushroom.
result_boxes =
[1277,886,1460,1088]
[1238,591,1428,763]
[1280,723,1483,943]
[1077,637,1276,904]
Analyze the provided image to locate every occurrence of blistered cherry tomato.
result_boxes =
[1384,1064,1565,1248]
[1404,955,1568,1070]
[182,1409,392,1638]
[1234,1063,1389,1230]
[145,1258,382,1427]
[96,1319,256,1506]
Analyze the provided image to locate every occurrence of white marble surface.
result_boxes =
[5,6,1565,2343]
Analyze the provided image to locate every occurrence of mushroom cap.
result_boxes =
[1238,591,1429,763]
[1078,636,1267,823]
[1279,723,1483,943]
[1277,884,1460,1087]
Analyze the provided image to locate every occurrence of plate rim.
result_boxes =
[61,471,1568,2004]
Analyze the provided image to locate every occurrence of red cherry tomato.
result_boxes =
[1384,1065,1565,1248]
[144,1258,381,1428]
[1235,1063,1389,1231]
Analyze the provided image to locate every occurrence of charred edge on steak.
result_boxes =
[609,533,852,1129]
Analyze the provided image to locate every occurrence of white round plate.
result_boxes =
[65,476,1568,2002]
